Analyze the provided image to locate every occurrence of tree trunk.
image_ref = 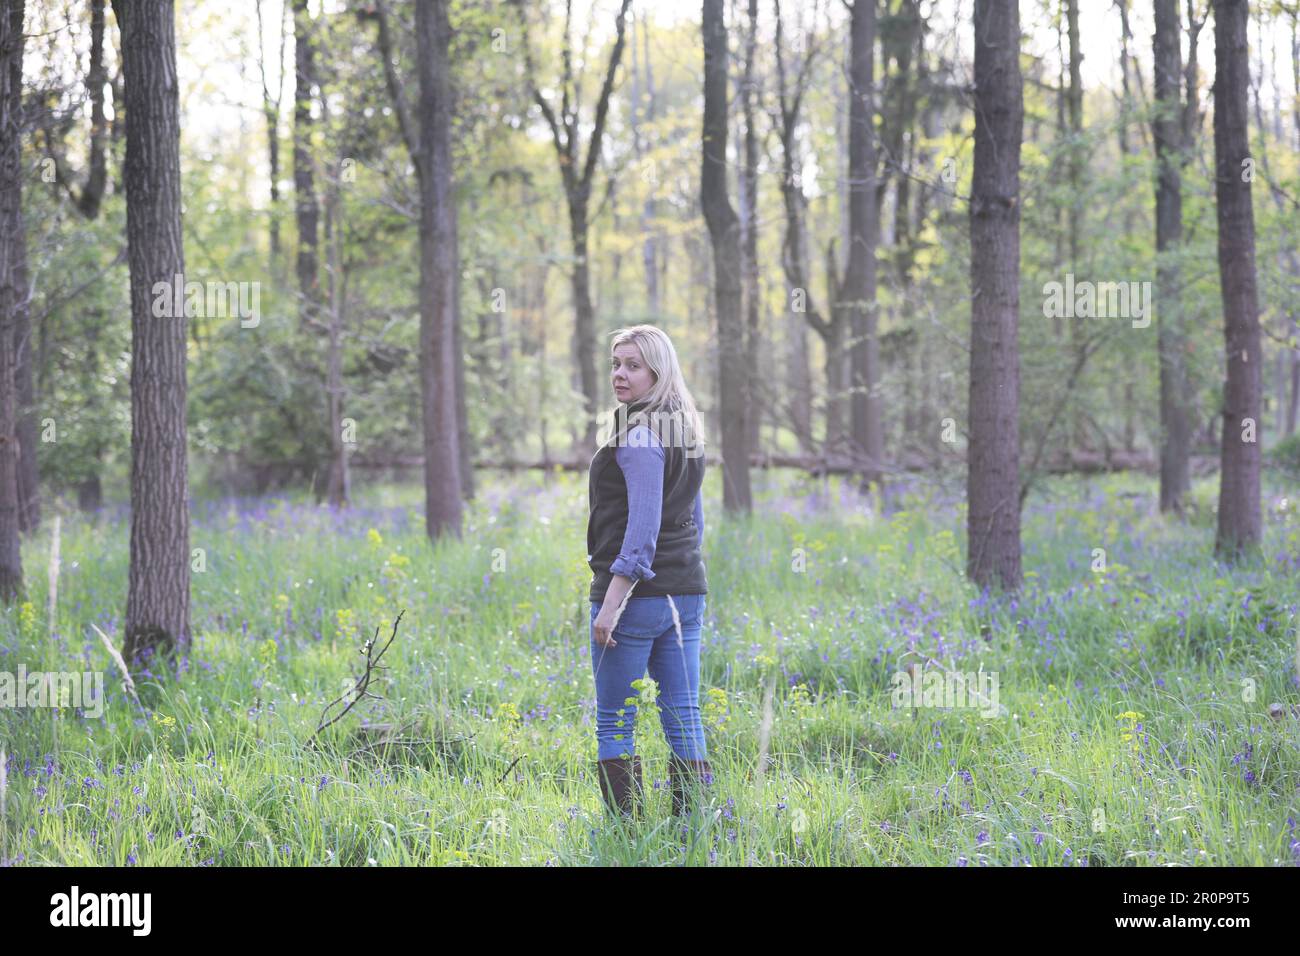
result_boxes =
[417,0,463,538]
[824,239,846,447]
[256,0,287,265]
[77,474,103,512]
[1212,0,1262,559]
[567,202,599,454]
[772,0,820,457]
[1153,0,1192,513]
[841,0,881,487]
[77,0,110,217]
[1065,0,1085,452]
[966,0,1023,593]
[114,0,191,663]
[0,0,27,600]
[788,307,813,453]
[1289,11,1300,437]
[515,0,632,455]
[13,239,34,535]
[630,10,660,316]
[10,0,33,534]
[823,314,845,452]
[740,0,761,455]
[879,1,924,452]
[453,195,473,501]
[292,0,319,327]
[702,0,751,513]
[323,183,349,509]
[1117,0,1138,454]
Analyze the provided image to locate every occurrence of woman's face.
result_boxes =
[611,342,655,405]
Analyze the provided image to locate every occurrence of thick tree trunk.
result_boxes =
[292,0,319,327]
[1153,0,1192,513]
[372,0,466,527]
[841,0,881,486]
[417,0,462,538]
[114,0,191,662]
[702,0,751,512]
[1212,0,1262,558]
[0,0,27,600]
[966,0,1023,593]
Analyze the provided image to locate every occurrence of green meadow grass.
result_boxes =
[1,468,1297,866]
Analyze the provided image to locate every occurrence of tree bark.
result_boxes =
[372,0,466,535]
[1153,0,1192,513]
[453,193,473,501]
[630,10,660,316]
[702,0,752,512]
[113,0,191,662]
[8,0,33,537]
[840,0,881,487]
[256,0,287,265]
[878,0,924,446]
[292,0,319,327]
[1247,3,1300,445]
[323,177,349,509]
[740,0,761,455]
[1212,0,1262,559]
[1064,0,1085,452]
[1289,10,1300,437]
[417,0,463,537]
[966,0,1023,592]
[0,0,27,600]
[80,0,109,219]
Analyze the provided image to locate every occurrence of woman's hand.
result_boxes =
[593,575,635,648]
[592,605,620,648]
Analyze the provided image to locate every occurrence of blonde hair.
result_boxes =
[603,325,707,452]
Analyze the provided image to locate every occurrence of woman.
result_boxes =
[587,325,710,818]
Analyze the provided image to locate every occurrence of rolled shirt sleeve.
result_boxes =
[610,425,665,581]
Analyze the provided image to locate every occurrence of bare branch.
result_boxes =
[374,0,421,171]
[307,610,406,748]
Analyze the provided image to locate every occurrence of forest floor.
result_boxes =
[2,468,1298,866]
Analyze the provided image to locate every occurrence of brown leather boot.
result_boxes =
[597,756,643,817]
[668,755,713,816]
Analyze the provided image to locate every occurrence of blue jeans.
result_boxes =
[590,593,708,762]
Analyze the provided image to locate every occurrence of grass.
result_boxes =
[1,467,1298,866]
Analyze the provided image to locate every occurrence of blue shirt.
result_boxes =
[609,425,704,582]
